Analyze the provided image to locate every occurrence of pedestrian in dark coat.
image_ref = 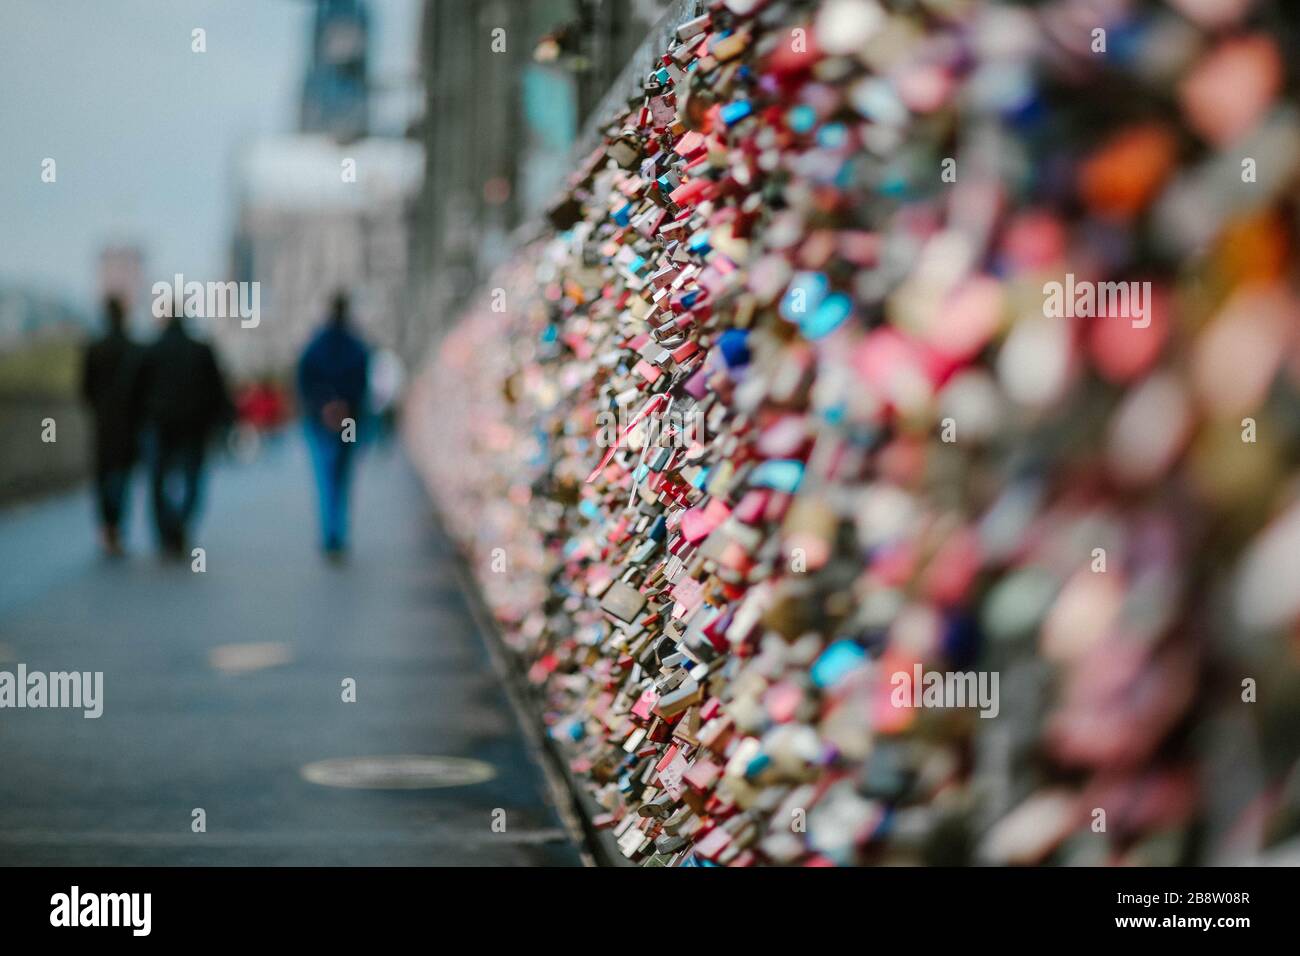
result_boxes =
[80,296,142,555]
[136,302,234,556]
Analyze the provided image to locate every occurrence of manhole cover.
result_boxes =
[300,755,497,790]
[209,642,293,675]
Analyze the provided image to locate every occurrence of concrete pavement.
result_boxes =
[0,436,582,865]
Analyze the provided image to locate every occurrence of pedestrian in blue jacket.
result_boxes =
[298,293,369,557]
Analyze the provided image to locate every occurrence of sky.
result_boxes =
[0,0,421,317]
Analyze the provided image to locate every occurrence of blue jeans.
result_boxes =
[148,433,205,551]
[95,466,132,531]
[304,421,359,550]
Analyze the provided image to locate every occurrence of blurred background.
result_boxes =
[0,0,676,501]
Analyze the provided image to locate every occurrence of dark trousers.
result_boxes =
[305,421,358,550]
[149,433,206,551]
[94,466,132,530]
